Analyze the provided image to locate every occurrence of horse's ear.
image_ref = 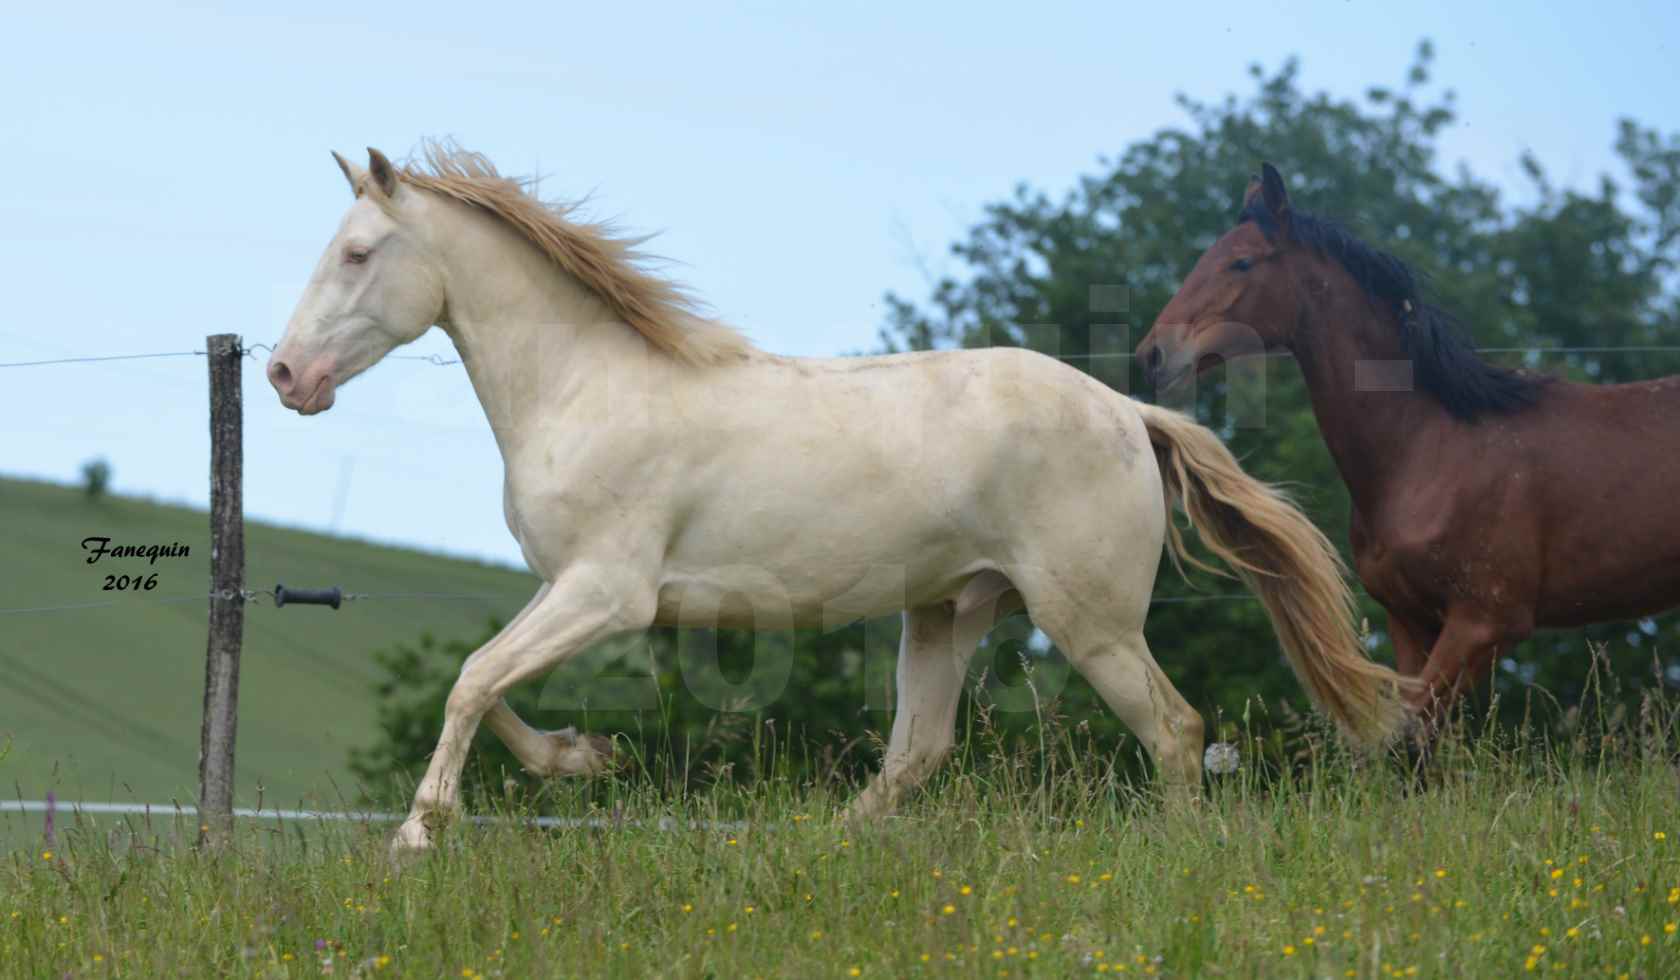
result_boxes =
[332,150,366,196]
[1259,161,1291,220]
[367,147,399,197]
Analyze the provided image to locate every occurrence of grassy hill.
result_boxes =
[0,476,537,810]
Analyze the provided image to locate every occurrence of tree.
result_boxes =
[881,40,1680,722]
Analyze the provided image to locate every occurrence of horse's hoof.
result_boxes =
[530,726,616,778]
[390,817,435,859]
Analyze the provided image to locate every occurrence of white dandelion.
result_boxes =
[1203,741,1240,775]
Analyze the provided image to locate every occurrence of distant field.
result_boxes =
[0,476,537,811]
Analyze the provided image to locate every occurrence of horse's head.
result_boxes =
[1136,162,1304,393]
[269,148,445,415]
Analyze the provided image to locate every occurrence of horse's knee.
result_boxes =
[445,677,495,719]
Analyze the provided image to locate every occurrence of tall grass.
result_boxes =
[4,651,1678,978]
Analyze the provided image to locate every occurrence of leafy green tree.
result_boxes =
[882,41,1680,721]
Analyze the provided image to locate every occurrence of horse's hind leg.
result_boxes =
[846,600,989,821]
[1038,612,1205,797]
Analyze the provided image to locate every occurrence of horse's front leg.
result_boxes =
[393,567,656,855]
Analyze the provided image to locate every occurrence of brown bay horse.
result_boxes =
[1136,163,1680,721]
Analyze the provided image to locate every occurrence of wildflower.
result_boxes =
[1066,874,1081,885]
[1282,945,1295,956]
[681,904,693,913]
[889,889,899,898]
[1550,869,1565,880]
[942,904,956,916]
[810,930,823,940]
[1203,742,1239,774]
[960,885,973,896]
[1666,922,1678,934]
[40,851,52,861]
[1434,868,1447,879]
[375,955,391,969]
[1657,831,1668,842]
[848,968,861,977]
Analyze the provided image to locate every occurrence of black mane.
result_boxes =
[1240,202,1547,420]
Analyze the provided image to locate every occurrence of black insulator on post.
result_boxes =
[273,584,342,610]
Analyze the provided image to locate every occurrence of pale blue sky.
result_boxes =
[3,1,1676,569]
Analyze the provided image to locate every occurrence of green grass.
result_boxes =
[3,712,1679,978]
[0,475,537,809]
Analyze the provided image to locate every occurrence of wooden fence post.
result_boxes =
[198,334,244,847]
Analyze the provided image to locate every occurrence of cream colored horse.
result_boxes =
[270,145,1410,854]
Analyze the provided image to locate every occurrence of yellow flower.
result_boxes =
[1565,927,1579,939]
[1282,945,1296,956]
[1434,868,1447,878]
[810,930,823,940]
[942,904,956,916]
[1550,869,1564,880]
[1665,921,1678,934]
[40,851,52,861]
[681,903,693,913]
[960,885,973,896]
[1657,831,1668,841]
[375,955,391,969]
[1641,934,1653,945]
[1066,874,1081,885]
[848,968,861,977]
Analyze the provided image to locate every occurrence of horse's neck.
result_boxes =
[1291,286,1453,514]
[428,206,659,458]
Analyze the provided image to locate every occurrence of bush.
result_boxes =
[80,458,111,500]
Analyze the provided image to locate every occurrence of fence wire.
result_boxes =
[7,343,1680,371]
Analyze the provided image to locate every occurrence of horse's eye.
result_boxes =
[346,247,370,264]
[1229,257,1253,272]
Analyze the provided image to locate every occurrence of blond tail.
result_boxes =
[1136,402,1415,747]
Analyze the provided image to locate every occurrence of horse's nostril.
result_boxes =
[1147,346,1163,373]
[268,360,293,390]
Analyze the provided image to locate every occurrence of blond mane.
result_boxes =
[376,142,756,367]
